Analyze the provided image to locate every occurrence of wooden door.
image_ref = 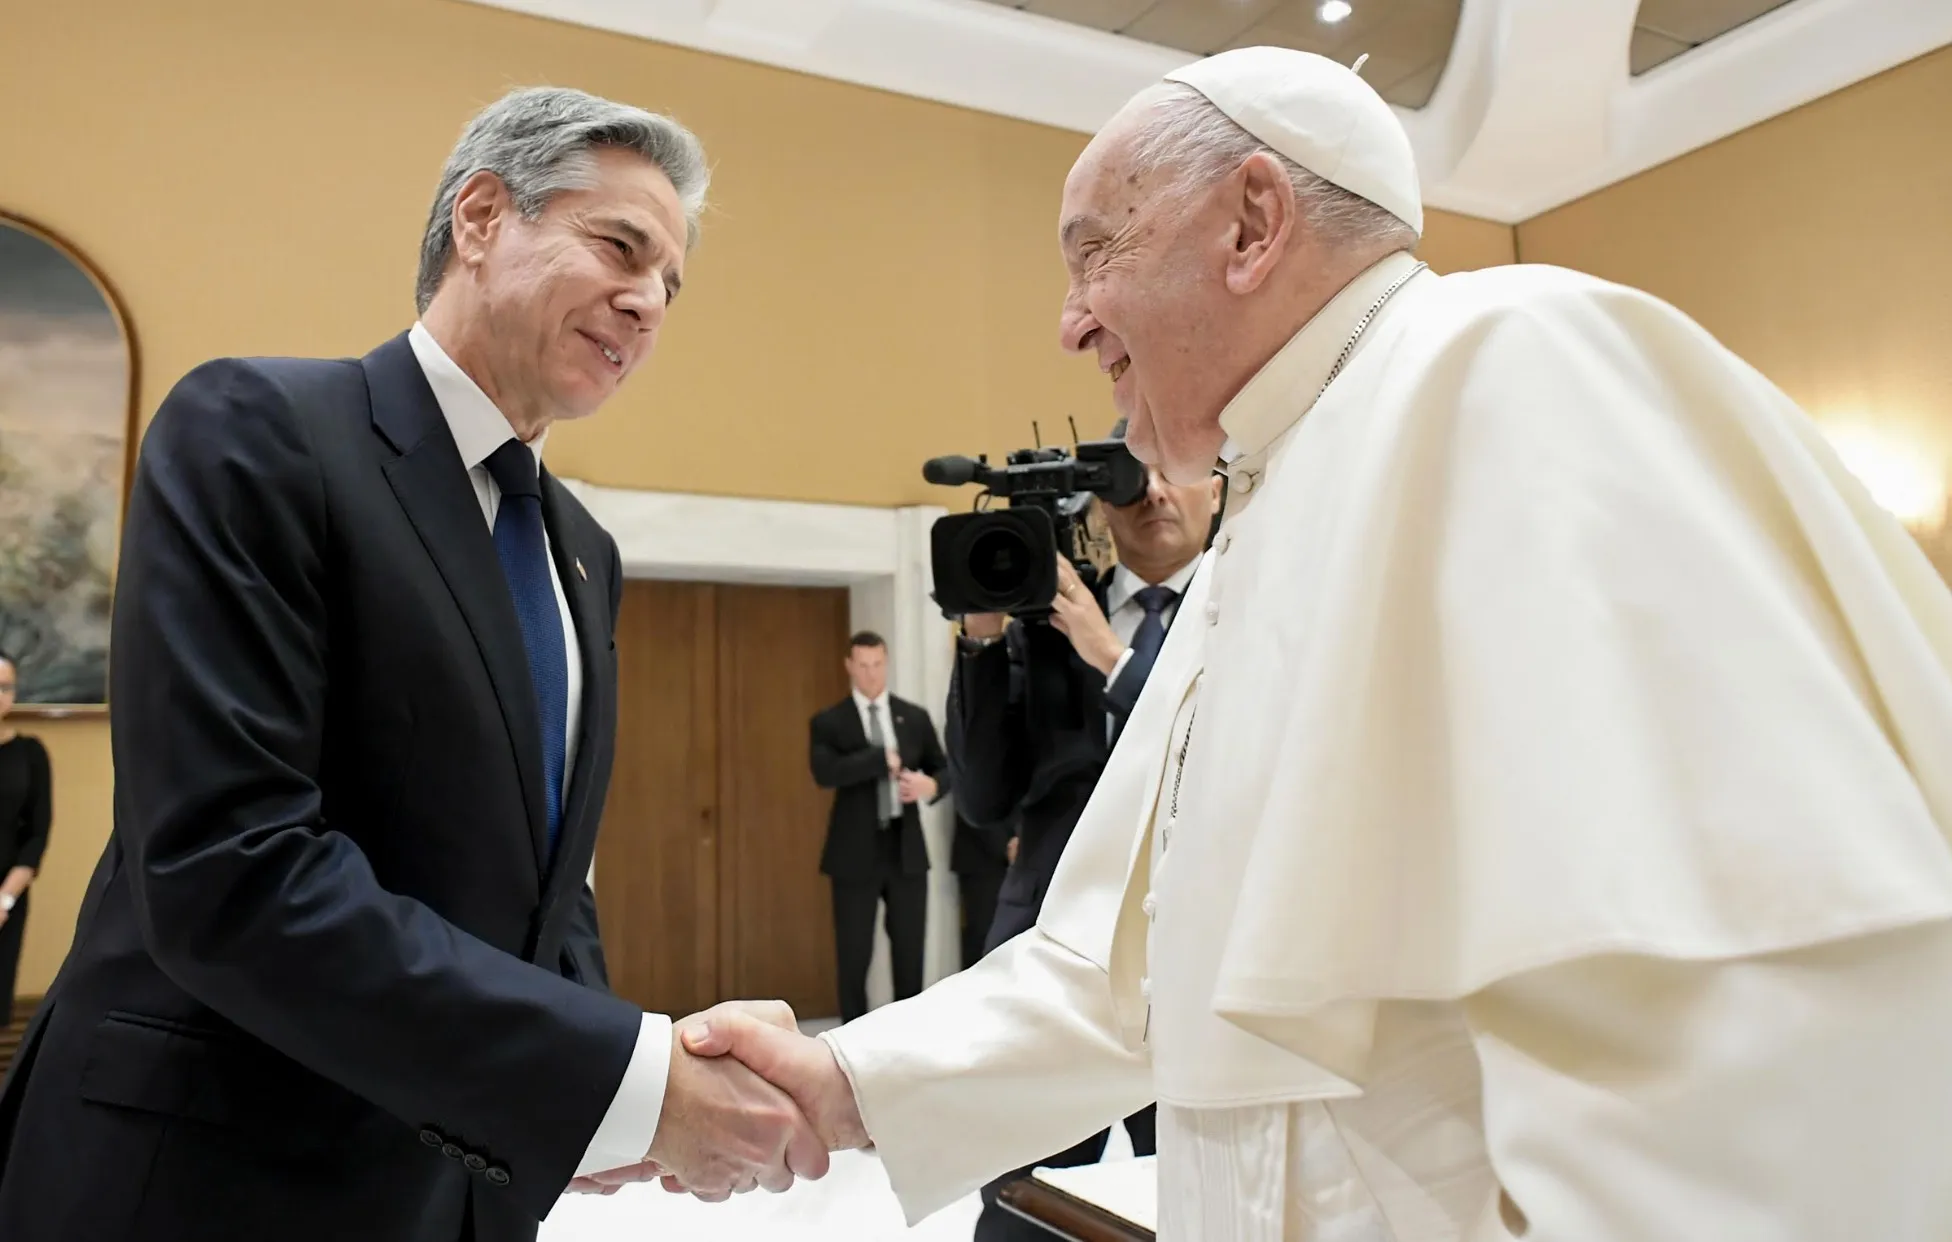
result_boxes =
[596,581,723,1018]
[595,580,851,1021]
[715,585,850,1016]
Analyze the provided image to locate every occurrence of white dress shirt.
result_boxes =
[407,323,670,1180]
[1102,556,1202,691]
[852,688,894,746]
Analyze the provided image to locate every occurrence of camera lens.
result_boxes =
[967,525,1033,599]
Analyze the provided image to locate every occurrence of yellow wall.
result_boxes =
[3,0,1510,996]
[1518,43,1952,482]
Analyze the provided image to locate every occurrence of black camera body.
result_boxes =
[924,438,1147,618]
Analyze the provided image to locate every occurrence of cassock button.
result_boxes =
[1139,976,1152,1000]
[485,1165,513,1188]
[1141,894,1157,918]
[419,1128,444,1148]
[1236,472,1256,494]
[464,1153,488,1173]
[442,1143,465,1161]
[1205,601,1220,625]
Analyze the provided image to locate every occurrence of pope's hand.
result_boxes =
[658,1012,870,1198]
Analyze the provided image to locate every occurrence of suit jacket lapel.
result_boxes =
[539,473,610,902]
[364,334,552,875]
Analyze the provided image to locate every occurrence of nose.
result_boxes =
[614,274,667,335]
[1145,467,1170,504]
[1058,287,1098,356]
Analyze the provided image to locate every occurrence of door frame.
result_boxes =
[560,478,959,1010]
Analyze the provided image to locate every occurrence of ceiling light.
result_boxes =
[1319,1,1353,23]
[1823,423,1947,529]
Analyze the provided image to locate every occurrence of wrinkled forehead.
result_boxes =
[1060,93,1179,238]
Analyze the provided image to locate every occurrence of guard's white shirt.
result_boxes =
[408,323,671,1180]
[852,688,894,747]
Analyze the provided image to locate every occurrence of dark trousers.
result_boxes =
[0,891,25,1029]
[956,865,1006,971]
[976,1105,1158,1242]
[830,826,926,1023]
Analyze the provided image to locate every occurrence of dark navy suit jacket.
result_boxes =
[0,334,636,1242]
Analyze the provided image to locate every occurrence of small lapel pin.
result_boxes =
[574,557,587,582]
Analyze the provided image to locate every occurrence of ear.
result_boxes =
[1223,151,1297,296]
[1207,474,1224,514]
[449,169,512,273]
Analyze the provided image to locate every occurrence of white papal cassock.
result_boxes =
[822,250,1952,1240]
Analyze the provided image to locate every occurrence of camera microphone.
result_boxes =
[922,455,984,487]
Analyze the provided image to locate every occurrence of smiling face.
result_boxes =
[435,145,689,431]
[1058,102,1250,484]
[1057,89,1341,486]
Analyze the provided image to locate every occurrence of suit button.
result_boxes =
[464,1153,488,1173]
[485,1165,512,1187]
[442,1143,465,1161]
[419,1129,444,1148]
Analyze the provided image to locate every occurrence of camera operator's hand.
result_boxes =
[1050,556,1125,678]
[961,613,1008,641]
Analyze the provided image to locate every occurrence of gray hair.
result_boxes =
[1126,83,1416,252]
[415,86,711,313]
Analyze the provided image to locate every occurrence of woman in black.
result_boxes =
[0,650,50,1026]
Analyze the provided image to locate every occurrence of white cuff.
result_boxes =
[574,1012,672,1176]
[1106,646,1136,687]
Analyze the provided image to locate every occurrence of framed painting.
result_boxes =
[0,211,138,715]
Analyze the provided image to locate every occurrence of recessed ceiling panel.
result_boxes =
[975,0,1465,109]
[1632,0,1799,74]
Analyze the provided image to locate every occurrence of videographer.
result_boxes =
[946,423,1221,1242]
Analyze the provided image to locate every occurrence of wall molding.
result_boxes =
[462,0,1952,225]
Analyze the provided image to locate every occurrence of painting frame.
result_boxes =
[0,208,141,717]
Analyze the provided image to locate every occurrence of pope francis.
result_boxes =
[634,46,1952,1241]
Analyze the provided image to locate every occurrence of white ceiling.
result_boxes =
[459,0,1952,224]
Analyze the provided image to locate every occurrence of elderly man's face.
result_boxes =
[1056,112,1233,485]
[470,146,687,422]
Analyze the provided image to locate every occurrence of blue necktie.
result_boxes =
[1128,585,1178,675]
[484,439,568,859]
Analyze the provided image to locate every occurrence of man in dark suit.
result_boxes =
[809,632,951,1023]
[948,451,1220,1242]
[0,87,822,1242]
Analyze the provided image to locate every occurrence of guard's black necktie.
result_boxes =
[484,439,568,859]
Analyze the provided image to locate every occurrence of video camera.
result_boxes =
[924,425,1148,618]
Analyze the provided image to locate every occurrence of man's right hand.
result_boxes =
[637,1024,830,1199]
[961,613,1007,640]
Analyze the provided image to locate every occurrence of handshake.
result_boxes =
[569,1001,871,1201]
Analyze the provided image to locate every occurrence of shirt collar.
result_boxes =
[852,688,890,715]
[1215,250,1429,468]
[1106,553,1202,615]
[408,321,547,473]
